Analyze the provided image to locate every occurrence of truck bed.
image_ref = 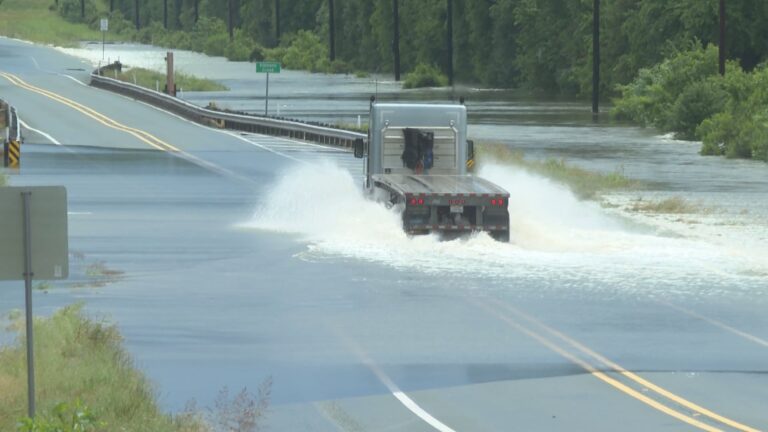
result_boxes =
[371,174,510,242]
[371,174,507,196]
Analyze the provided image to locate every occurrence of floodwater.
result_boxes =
[59,42,768,262]
[4,41,763,421]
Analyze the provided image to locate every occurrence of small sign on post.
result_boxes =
[255,61,281,116]
[0,186,69,419]
[100,18,108,61]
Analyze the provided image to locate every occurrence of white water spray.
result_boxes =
[245,160,764,292]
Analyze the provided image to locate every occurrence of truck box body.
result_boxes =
[359,103,510,241]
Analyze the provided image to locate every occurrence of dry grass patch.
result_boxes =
[629,196,709,214]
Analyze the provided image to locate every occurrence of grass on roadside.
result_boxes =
[475,142,641,199]
[113,67,228,92]
[0,304,205,431]
[0,0,110,47]
[628,196,708,214]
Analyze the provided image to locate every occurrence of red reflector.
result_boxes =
[498,199,504,206]
[491,199,497,206]
[418,198,424,205]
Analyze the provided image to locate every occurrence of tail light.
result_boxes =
[489,197,506,207]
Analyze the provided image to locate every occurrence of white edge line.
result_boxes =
[334,327,457,432]
[367,362,458,432]
[94,87,307,164]
[19,119,61,145]
[59,73,88,87]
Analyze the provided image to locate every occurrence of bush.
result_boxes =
[669,78,729,140]
[614,41,768,162]
[403,63,449,89]
[612,42,723,129]
[107,10,136,39]
[56,0,97,24]
[266,30,328,71]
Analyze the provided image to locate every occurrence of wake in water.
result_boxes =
[244,160,766,294]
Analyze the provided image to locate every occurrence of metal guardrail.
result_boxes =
[89,70,366,148]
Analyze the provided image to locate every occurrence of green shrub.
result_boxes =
[403,63,449,89]
[612,42,722,129]
[669,78,729,140]
[106,10,136,39]
[266,30,328,71]
[56,0,98,24]
[137,22,166,45]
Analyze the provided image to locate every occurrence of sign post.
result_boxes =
[0,186,69,418]
[100,18,109,61]
[255,61,281,116]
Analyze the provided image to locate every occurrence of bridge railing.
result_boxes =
[89,71,366,148]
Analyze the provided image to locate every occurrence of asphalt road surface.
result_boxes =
[1,37,767,431]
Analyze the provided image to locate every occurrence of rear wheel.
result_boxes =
[490,231,510,243]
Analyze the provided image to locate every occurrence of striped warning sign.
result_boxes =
[7,140,20,168]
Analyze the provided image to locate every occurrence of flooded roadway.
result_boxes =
[0,40,766,430]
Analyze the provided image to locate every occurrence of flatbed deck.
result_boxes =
[372,174,508,197]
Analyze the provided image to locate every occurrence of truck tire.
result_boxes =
[491,231,510,243]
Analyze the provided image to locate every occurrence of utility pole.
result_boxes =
[80,0,85,18]
[163,0,168,29]
[393,0,401,81]
[135,0,140,30]
[719,0,726,76]
[228,0,234,41]
[592,0,600,116]
[275,0,281,43]
[110,0,114,13]
[194,0,199,23]
[329,0,336,61]
[446,0,453,86]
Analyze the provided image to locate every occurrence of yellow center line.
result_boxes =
[475,300,723,431]
[1,71,258,185]
[1,71,173,152]
[489,300,761,432]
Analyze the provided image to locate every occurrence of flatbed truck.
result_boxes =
[354,102,510,242]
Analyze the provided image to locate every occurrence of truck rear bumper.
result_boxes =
[404,224,510,242]
[405,224,508,232]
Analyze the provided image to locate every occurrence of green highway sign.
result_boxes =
[256,61,281,73]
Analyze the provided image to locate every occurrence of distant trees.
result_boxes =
[64,0,768,95]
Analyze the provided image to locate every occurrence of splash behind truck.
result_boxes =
[353,102,510,242]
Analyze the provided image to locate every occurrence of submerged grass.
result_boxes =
[629,196,708,214]
[0,0,109,47]
[475,142,641,199]
[0,304,204,431]
[113,68,228,92]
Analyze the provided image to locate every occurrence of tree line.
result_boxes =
[57,0,768,96]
